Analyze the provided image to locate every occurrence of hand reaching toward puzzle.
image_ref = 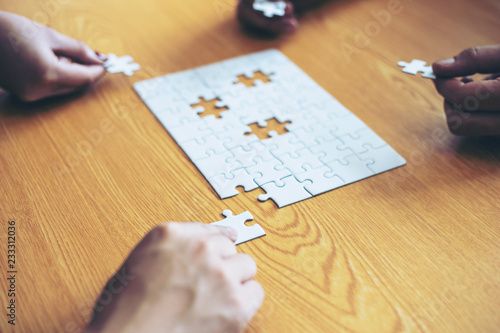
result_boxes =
[433,45,500,136]
[237,0,326,35]
[0,11,106,102]
[85,222,264,333]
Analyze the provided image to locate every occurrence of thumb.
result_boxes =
[53,60,106,88]
[212,226,239,243]
[433,45,500,78]
[32,61,105,100]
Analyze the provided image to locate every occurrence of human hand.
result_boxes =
[237,0,326,35]
[0,11,106,102]
[433,45,500,136]
[85,222,264,333]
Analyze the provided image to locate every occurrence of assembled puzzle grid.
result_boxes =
[134,49,406,208]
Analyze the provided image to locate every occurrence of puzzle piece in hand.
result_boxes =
[398,59,436,79]
[135,50,406,208]
[253,0,286,18]
[105,54,141,76]
[210,210,266,245]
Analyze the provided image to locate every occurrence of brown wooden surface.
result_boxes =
[1,0,500,332]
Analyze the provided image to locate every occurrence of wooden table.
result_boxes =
[1,0,499,332]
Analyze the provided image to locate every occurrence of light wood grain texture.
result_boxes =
[1,0,499,332]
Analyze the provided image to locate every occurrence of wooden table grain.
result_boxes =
[1,0,499,332]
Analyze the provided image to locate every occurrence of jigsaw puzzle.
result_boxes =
[398,59,436,79]
[105,54,141,76]
[135,49,406,207]
[210,210,266,245]
[253,0,287,17]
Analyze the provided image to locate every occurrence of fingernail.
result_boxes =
[95,51,107,61]
[225,226,238,239]
[436,58,455,65]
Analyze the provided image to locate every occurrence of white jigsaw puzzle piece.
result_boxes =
[246,156,292,186]
[211,210,266,245]
[105,54,141,76]
[208,168,260,199]
[325,155,375,184]
[258,175,312,208]
[295,165,345,196]
[398,59,436,79]
[253,0,286,18]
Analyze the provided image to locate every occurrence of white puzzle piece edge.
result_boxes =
[398,59,436,79]
[105,54,141,76]
[211,210,266,245]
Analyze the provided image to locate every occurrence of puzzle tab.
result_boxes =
[210,210,266,245]
[135,49,406,208]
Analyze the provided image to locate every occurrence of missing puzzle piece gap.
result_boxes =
[234,70,274,87]
[210,210,266,245]
[190,97,229,119]
[246,117,291,140]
